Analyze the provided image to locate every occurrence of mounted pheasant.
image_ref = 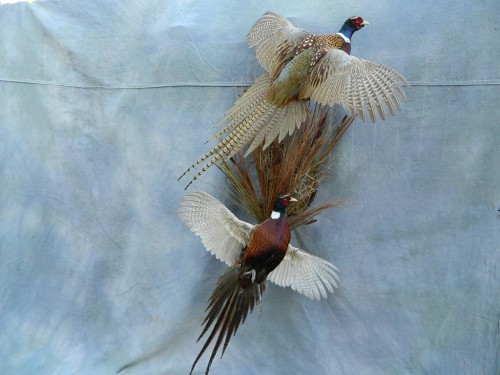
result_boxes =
[179,191,339,374]
[179,12,409,188]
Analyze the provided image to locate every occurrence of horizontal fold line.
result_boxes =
[0,77,248,89]
[408,80,500,87]
[0,77,499,89]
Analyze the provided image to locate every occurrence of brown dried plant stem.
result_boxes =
[218,103,354,227]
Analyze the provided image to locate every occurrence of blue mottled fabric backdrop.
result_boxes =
[0,1,499,374]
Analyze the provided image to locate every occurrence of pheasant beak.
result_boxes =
[289,197,298,202]
[361,21,369,26]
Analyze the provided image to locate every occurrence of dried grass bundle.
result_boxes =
[218,103,354,229]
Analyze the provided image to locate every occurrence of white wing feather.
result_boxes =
[268,244,340,300]
[299,49,409,122]
[178,191,253,266]
[247,11,309,78]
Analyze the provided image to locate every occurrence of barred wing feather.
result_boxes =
[179,191,253,266]
[268,244,340,300]
[247,11,309,79]
[299,49,409,122]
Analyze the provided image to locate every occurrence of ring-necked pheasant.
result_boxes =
[179,191,339,374]
[179,12,409,188]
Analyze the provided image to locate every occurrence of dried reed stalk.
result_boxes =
[218,103,354,229]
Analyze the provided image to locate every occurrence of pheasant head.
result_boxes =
[339,16,369,35]
[271,194,298,218]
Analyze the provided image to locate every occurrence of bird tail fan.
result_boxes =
[190,265,266,375]
[179,73,306,189]
[209,74,272,141]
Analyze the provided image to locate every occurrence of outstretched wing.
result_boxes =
[247,11,310,79]
[179,191,253,265]
[268,244,340,300]
[299,48,409,122]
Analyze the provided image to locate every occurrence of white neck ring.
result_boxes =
[271,211,280,219]
[336,32,350,43]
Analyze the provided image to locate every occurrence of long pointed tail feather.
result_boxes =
[178,73,307,190]
[190,265,266,375]
[209,74,273,141]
